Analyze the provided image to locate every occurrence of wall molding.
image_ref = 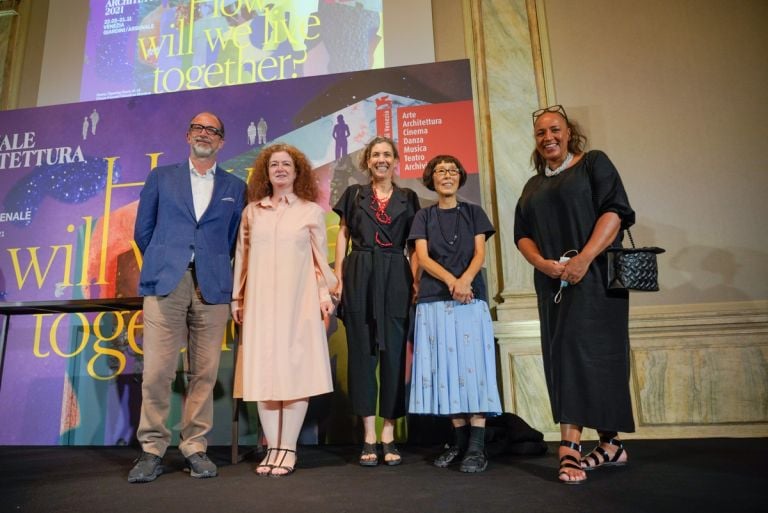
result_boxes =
[495,300,768,440]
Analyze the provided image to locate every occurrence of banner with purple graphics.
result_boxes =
[0,59,479,445]
[82,0,384,101]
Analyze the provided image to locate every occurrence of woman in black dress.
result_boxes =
[332,136,420,466]
[513,105,636,484]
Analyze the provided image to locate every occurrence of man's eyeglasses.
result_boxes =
[434,167,460,177]
[532,105,568,124]
[189,123,223,137]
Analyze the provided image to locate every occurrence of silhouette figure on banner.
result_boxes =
[247,121,257,145]
[257,117,268,144]
[90,109,100,135]
[332,114,350,161]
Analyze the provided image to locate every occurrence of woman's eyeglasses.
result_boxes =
[434,167,460,177]
[532,105,568,123]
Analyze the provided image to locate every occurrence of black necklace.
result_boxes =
[435,203,461,246]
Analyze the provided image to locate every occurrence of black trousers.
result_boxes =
[345,312,408,419]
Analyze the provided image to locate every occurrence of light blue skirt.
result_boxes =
[408,299,502,416]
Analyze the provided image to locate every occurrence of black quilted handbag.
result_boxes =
[605,229,665,291]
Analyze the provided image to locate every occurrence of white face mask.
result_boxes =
[554,249,579,304]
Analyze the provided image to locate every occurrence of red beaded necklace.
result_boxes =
[371,187,393,247]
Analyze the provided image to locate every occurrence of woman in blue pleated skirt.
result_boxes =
[407,154,502,473]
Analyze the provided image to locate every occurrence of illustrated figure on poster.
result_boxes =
[257,117,268,145]
[318,1,380,73]
[128,112,247,484]
[332,114,351,161]
[82,117,89,140]
[231,143,337,477]
[261,1,319,52]
[407,154,502,474]
[247,121,257,145]
[332,136,421,467]
[90,109,100,135]
[513,105,635,484]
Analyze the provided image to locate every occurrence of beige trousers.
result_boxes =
[137,270,229,458]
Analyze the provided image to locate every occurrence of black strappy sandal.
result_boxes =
[434,444,464,468]
[558,440,586,485]
[359,442,379,467]
[254,448,274,476]
[581,436,628,470]
[381,441,402,466]
[269,448,296,477]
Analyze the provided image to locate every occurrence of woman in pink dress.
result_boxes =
[232,143,337,477]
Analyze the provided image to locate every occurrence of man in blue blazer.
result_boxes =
[129,112,247,483]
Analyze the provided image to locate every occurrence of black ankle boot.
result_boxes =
[433,424,469,468]
[460,426,488,473]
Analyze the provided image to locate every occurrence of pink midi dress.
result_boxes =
[232,193,337,401]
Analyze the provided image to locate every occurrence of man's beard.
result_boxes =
[192,141,216,158]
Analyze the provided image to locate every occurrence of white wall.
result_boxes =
[542,0,768,305]
[37,0,87,106]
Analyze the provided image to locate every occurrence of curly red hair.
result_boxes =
[247,143,318,202]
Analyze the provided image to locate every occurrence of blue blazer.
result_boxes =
[134,162,247,304]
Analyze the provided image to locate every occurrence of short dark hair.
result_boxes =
[422,154,468,191]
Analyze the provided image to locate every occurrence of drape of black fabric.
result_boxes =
[333,184,420,418]
[514,150,636,432]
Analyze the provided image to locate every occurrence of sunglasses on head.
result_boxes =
[532,105,568,124]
